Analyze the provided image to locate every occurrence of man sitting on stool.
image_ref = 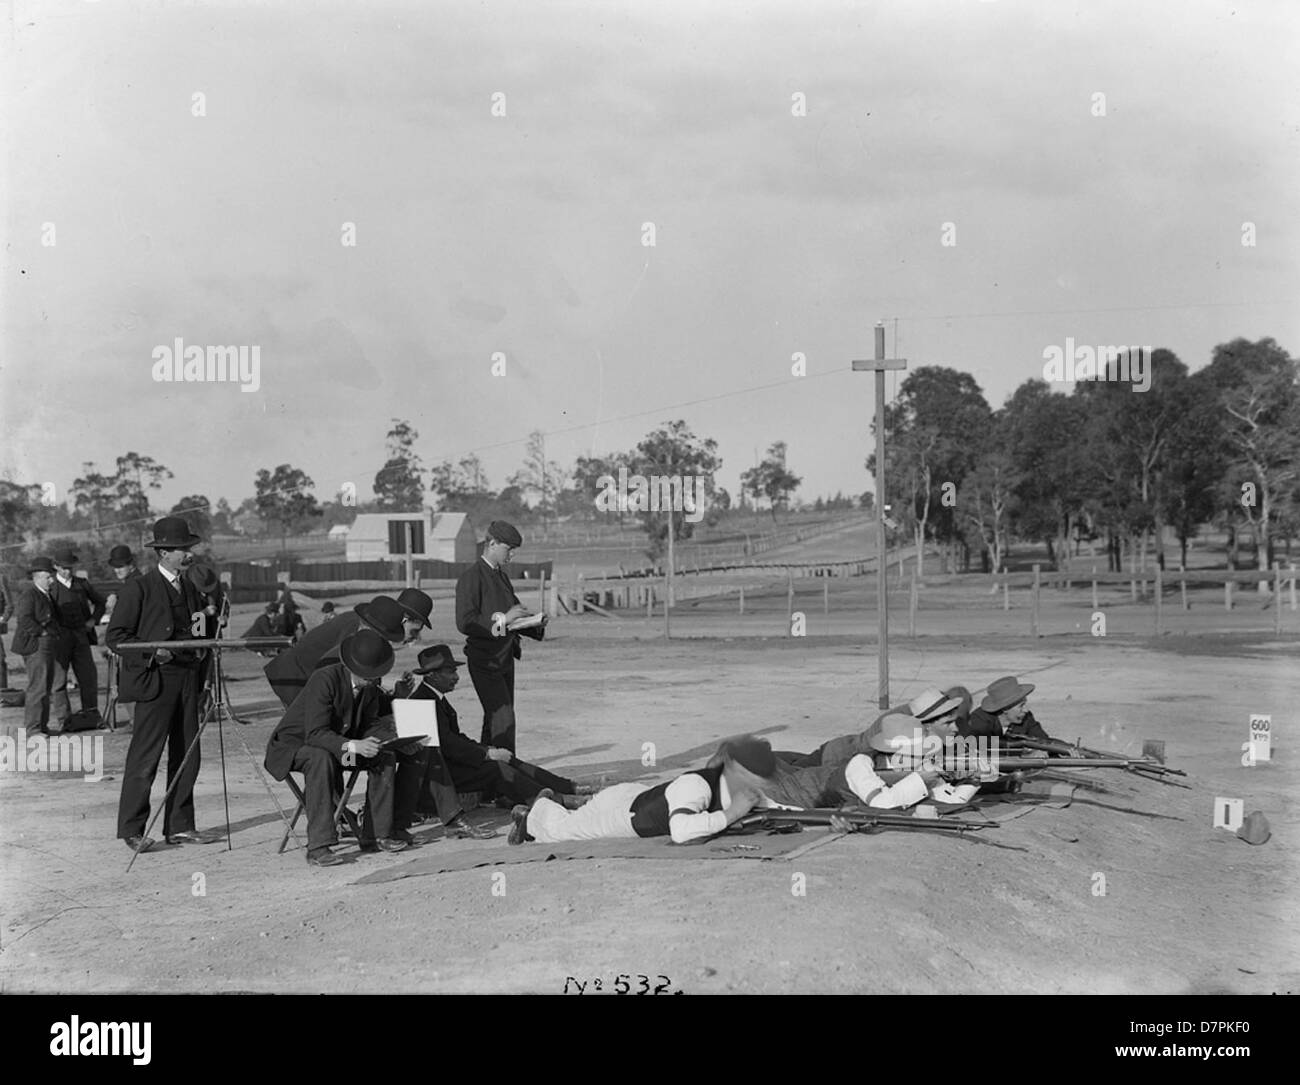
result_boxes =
[263,628,412,867]
[395,644,586,811]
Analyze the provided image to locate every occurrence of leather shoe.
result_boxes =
[508,805,533,846]
[307,846,345,867]
[123,834,155,853]
[166,830,216,845]
[376,838,410,853]
[445,817,497,841]
[391,829,417,845]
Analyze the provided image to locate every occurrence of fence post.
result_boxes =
[1180,574,1188,611]
[1154,563,1163,635]
[1130,577,1137,603]
[538,570,547,616]
[1031,564,1041,637]
[646,585,653,619]
[1291,563,1297,612]
[1225,579,1233,611]
[1091,566,1098,611]
[1003,570,1010,611]
[786,569,794,626]
[739,585,745,615]
[908,575,917,637]
[1275,563,1283,634]
[576,573,584,615]
[823,579,829,616]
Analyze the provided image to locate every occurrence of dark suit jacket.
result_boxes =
[394,678,487,767]
[962,706,1054,742]
[264,664,391,780]
[263,611,364,693]
[106,569,210,701]
[11,585,63,656]
[455,558,544,666]
[50,576,106,646]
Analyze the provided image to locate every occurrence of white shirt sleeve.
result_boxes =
[845,755,929,809]
[664,774,729,844]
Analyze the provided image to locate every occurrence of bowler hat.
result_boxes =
[412,644,465,674]
[147,516,202,549]
[722,735,777,779]
[980,676,1035,714]
[906,687,963,723]
[487,520,523,548]
[27,557,56,575]
[188,565,221,595]
[321,601,335,613]
[338,628,395,680]
[51,546,80,566]
[396,588,433,628]
[354,595,410,641]
[107,545,135,568]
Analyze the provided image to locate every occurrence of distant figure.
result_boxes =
[276,585,307,641]
[244,603,283,650]
[319,601,336,623]
[50,545,105,722]
[12,557,69,734]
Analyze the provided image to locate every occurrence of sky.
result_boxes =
[3,0,1297,520]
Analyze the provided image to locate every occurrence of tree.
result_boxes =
[508,431,566,524]
[254,465,323,552]
[1162,371,1227,569]
[629,421,722,560]
[373,419,425,511]
[1203,337,1300,583]
[959,412,1022,575]
[430,454,493,509]
[0,480,44,548]
[170,495,212,540]
[211,497,235,534]
[869,367,991,576]
[740,442,802,520]
[70,462,119,541]
[114,452,173,537]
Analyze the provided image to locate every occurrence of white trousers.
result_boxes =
[527,782,649,843]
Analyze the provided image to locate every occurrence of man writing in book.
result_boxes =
[455,521,546,754]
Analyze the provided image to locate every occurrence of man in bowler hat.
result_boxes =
[264,628,416,866]
[107,517,217,852]
[263,593,426,707]
[49,545,106,721]
[455,521,546,753]
[11,557,70,734]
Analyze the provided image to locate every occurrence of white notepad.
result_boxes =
[392,699,438,745]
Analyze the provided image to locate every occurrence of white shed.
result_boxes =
[328,524,351,540]
[345,511,476,562]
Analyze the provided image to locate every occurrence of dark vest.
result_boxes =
[628,763,725,838]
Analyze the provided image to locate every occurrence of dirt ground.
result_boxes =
[1,593,1297,995]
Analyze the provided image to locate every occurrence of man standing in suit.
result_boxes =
[50,545,106,722]
[0,571,12,692]
[103,545,143,710]
[394,644,584,810]
[455,521,546,753]
[262,594,422,707]
[11,557,70,735]
[264,628,414,866]
[107,517,216,854]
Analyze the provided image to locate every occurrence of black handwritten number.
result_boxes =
[614,973,630,994]
[636,974,650,994]
[654,975,672,994]
[592,978,602,991]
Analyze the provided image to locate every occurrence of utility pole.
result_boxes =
[852,321,907,709]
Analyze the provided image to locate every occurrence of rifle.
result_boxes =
[941,748,1190,790]
[731,808,998,835]
[1003,736,1188,784]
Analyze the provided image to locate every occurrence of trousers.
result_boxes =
[117,664,201,839]
[527,782,648,843]
[467,659,516,752]
[22,638,70,734]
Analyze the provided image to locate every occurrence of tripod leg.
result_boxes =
[126,695,212,873]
